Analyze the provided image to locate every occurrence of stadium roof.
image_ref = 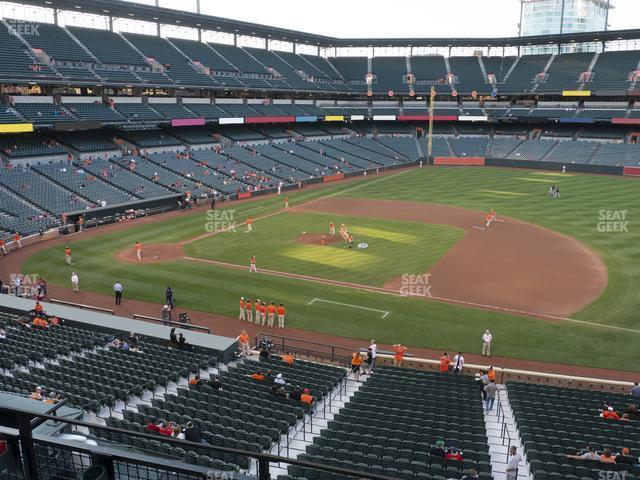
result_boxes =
[18,0,640,48]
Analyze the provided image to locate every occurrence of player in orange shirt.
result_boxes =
[439,352,450,373]
[276,303,286,328]
[0,238,8,255]
[13,232,21,249]
[135,241,143,261]
[485,212,493,228]
[259,302,267,326]
[239,297,246,321]
[393,344,408,368]
[254,299,261,321]
[249,255,257,273]
[284,196,289,209]
[282,351,294,365]
[329,222,335,236]
[78,216,84,231]
[266,302,276,327]
[245,297,253,323]
[64,246,72,265]
[245,217,253,233]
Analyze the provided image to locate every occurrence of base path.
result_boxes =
[297,198,608,319]
[116,243,184,264]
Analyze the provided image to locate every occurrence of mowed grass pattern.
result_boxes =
[185,212,463,286]
[22,167,640,370]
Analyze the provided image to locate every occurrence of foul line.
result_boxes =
[182,256,640,334]
[308,298,390,318]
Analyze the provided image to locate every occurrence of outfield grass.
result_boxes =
[185,212,463,286]
[22,167,640,371]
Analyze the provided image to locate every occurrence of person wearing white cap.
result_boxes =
[239,297,246,321]
[274,373,286,385]
[482,330,493,357]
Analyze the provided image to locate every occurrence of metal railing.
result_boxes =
[0,406,402,480]
[253,332,354,366]
[49,299,115,315]
[132,313,211,333]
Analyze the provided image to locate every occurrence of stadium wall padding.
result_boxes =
[485,158,624,175]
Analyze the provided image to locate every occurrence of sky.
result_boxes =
[135,0,640,38]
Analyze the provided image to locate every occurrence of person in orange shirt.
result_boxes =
[487,366,496,382]
[34,301,44,315]
[78,216,84,231]
[0,238,7,255]
[266,302,276,327]
[284,196,289,209]
[135,241,143,261]
[239,297,246,321]
[485,212,493,228]
[300,388,313,407]
[245,297,253,323]
[245,217,253,233]
[351,351,364,380]
[33,316,48,328]
[282,351,294,365]
[236,330,251,357]
[64,246,72,265]
[439,353,450,373]
[249,255,257,273]
[393,344,408,368]
[276,303,286,328]
[254,299,260,321]
[259,302,267,326]
[329,222,335,236]
[248,370,266,381]
[13,232,21,249]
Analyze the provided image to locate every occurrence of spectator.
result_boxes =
[350,351,363,381]
[631,382,640,396]
[271,384,287,398]
[487,366,497,382]
[300,388,314,406]
[157,422,173,437]
[274,373,286,385]
[282,351,294,365]
[505,446,521,480]
[601,407,620,420]
[236,330,251,357]
[430,440,446,458]
[600,448,616,463]
[439,352,450,373]
[478,370,489,400]
[177,333,186,350]
[624,404,639,420]
[620,413,631,421]
[30,386,44,401]
[145,419,160,433]
[453,352,465,373]
[446,447,463,461]
[461,468,479,480]
[364,348,373,375]
[210,375,222,390]
[481,329,492,357]
[393,343,408,368]
[290,386,302,401]
[128,332,139,347]
[484,380,498,413]
[184,421,202,443]
[249,370,266,381]
[169,327,177,345]
[566,445,600,461]
[188,375,201,386]
[171,425,185,440]
[368,339,377,370]
[259,345,270,358]
[0,328,6,340]
[615,448,638,465]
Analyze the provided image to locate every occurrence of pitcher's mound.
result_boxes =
[296,233,343,246]
[116,243,184,264]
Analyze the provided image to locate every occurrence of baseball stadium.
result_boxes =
[0,0,639,479]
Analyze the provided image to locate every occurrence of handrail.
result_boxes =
[254,332,354,365]
[132,314,211,333]
[49,299,115,315]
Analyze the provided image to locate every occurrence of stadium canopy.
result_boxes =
[14,0,640,48]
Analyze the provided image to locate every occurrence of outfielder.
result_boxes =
[135,241,143,261]
[329,222,335,236]
[64,246,72,265]
[246,217,253,233]
[249,255,257,273]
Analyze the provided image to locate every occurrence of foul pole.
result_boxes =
[427,86,436,161]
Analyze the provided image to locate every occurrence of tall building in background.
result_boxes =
[519,0,612,37]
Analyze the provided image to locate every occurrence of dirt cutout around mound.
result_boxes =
[297,198,608,319]
[296,232,344,246]
[116,243,185,264]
